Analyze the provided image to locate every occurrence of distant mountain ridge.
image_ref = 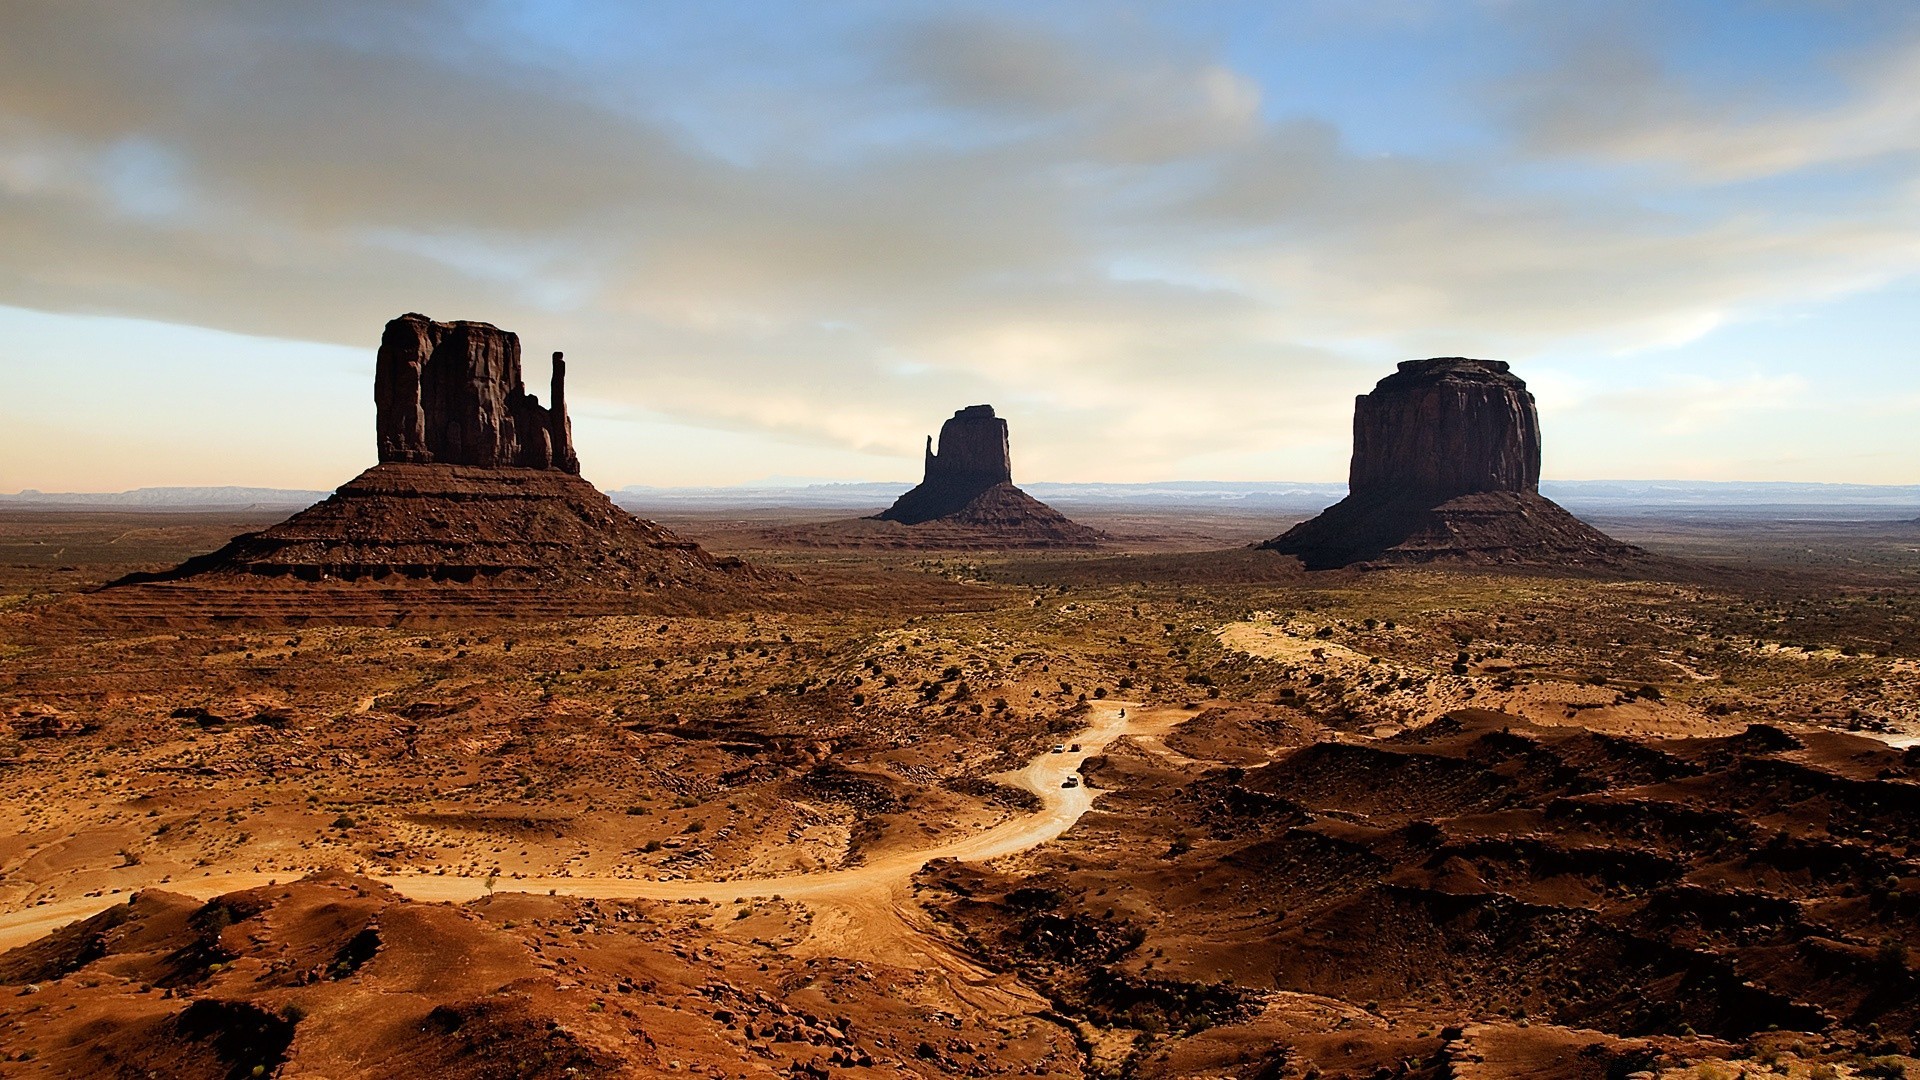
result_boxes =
[6,480,1920,514]
[610,480,1920,514]
[1,486,331,509]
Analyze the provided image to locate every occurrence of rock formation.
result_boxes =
[1348,358,1541,501]
[1263,358,1636,569]
[375,313,577,473]
[877,405,1013,524]
[103,314,758,617]
[862,405,1101,547]
[117,464,743,591]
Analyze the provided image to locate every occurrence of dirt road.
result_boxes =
[0,702,1185,956]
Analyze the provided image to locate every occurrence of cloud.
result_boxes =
[1505,24,1920,181]
[1,0,1917,485]
[887,13,1262,162]
[1534,369,1810,435]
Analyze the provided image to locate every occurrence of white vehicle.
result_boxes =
[1051,744,1067,753]
[1062,775,1080,788]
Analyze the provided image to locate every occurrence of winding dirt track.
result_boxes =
[0,702,1184,966]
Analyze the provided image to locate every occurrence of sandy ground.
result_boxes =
[0,700,1179,956]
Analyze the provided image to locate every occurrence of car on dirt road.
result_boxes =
[1062,775,1080,788]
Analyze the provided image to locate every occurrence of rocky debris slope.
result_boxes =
[375,313,577,473]
[112,464,745,590]
[0,874,1075,1077]
[931,707,1920,1077]
[1265,358,1637,569]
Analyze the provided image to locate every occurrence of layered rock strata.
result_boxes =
[116,465,742,590]
[1264,358,1636,569]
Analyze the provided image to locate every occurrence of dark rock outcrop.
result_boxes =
[1264,358,1637,569]
[863,405,1101,547]
[877,405,1014,524]
[1348,358,1540,501]
[375,313,577,473]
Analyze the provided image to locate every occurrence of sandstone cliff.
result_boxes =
[1349,358,1541,500]
[375,313,577,473]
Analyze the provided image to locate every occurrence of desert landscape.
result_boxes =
[3,332,1918,1079]
[5,494,1920,1078]
[6,5,1920,1077]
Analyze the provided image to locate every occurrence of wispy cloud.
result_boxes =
[1508,28,1920,181]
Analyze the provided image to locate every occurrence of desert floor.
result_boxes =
[2,505,1918,1078]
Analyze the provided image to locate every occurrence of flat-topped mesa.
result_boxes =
[1263,357,1636,569]
[878,405,1015,524]
[375,313,578,473]
[1350,358,1541,502]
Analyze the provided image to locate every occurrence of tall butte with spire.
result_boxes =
[866,405,1101,547]
[103,314,757,620]
[373,313,578,473]
[1263,357,1638,569]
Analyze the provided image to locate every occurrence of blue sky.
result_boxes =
[1,0,1917,490]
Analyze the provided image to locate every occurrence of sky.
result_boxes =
[2,0,1918,492]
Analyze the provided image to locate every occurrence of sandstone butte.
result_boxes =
[98,314,758,618]
[869,405,1102,547]
[1263,357,1640,569]
[374,312,579,474]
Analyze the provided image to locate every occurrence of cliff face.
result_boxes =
[374,313,578,473]
[1264,358,1634,569]
[924,405,1013,488]
[1349,358,1541,501]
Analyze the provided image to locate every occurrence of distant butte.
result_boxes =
[100,314,759,618]
[868,405,1101,547]
[1263,357,1639,569]
[876,405,1013,524]
[744,405,1103,550]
